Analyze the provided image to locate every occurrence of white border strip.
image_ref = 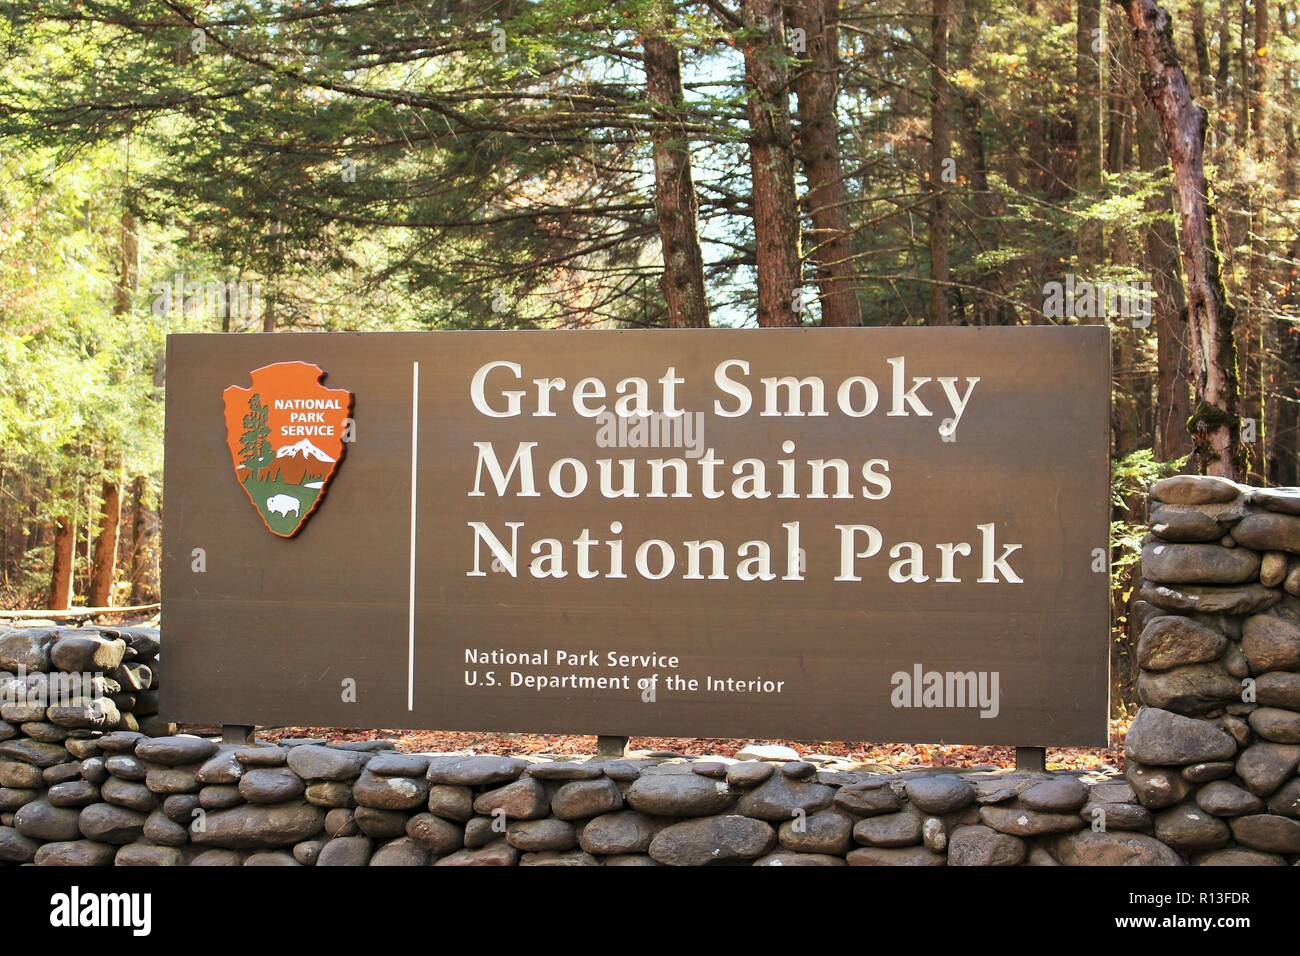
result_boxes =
[408,360,419,711]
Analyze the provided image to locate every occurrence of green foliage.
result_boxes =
[1110,448,1188,585]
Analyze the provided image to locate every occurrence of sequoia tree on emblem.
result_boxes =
[221,361,353,537]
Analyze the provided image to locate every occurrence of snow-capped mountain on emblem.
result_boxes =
[221,362,353,538]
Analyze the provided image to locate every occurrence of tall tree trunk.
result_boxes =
[1115,0,1244,480]
[954,0,1012,324]
[1268,3,1298,486]
[48,514,75,610]
[1077,0,1105,274]
[114,210,137,315]
[1190,1,1214,98]
[644,16,710,328]
[128,474,159,604]
[87,475,122,607]
[1137,100,1193,463]
[788,0,860,326]
[927,0,951,325]
[88,206,137,603]
[1246,0,1270,480]
[742,0,802,326]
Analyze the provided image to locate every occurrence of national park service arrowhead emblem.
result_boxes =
[222,362,353,538]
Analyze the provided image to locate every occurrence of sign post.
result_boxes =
[163,327,1110,749]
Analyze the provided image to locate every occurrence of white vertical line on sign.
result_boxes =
[408,360,419,711]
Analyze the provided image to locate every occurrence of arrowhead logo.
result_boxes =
[222,361,353,538]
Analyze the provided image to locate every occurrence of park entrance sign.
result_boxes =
[162,327,1111,746]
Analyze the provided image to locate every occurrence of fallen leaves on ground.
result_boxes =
[256,717,1131,771]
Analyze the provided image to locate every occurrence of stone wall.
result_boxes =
[0,475,1295,866]
[1125,474,1300,864]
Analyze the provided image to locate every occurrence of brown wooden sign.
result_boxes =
[162,327,1111,746]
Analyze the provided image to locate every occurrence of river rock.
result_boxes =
[1054,830,1183,865]
[317,835,373,866]
[101,777,156,812]
[104,754,147,781]
[1137,617,1228,671]
[1242,614,1300,672]
[525,761,603,781]
[1265,778,1300,817]
[1019,776,1089,812]
[1141,541,1259,585]
[196,751,244,785]
[0,825,41,862]
[507,818,577,852]
[145,767,201,795]
[1149,505,1223,542]
[143,809,189,846]
[1079,801,1151,832]
[1248,706,1300,743]
[1137,581,1281,615]
[946,824,1026,866]
[240,767,306,805]
[1195,780,1264,817]
[304,782,352,808]
[723,762,773,789]
[234,746,287,767]
[1136,663,1239,713]
[904,775,975,814]
[1126,763,1190,808]
[426,784,474,821]
[49,634,126,674]
[1232,510,1300,553]
[734,774,832,820]
[14,799,82,841]
[285,745,369,782]
[1260,551,1288,586]
[352,769,427,810]
[116,844,183,866]
[426,755,525,786]
[353,806,407,838]
[404,812,463,854]
[777,808,854,855]
[77,803,146,844]
[1152,804,1230,850]
[1228,814,1300,853]
[33,839,118,866]
[551,778,623,819]
[190,849,246,866]
[434,839,519,866]
[370,836,429,866]
[0,760,43,789]
[833,782,901,816]
[0,739,69,768]
[1194,847,1287,865]
[578,810,657,855]
[0,629,54,672]
[626,774,733,817]
[191,801,325,849]
[1152,475,1242,505]
[1125,707,1238,765]
[135,735,217,767]
[1235,742,1300,795]
[846,845,946,866]
[1256,671,1300,708]
[472,778,549,819]
[48,780,99,808]
[852,807,924,847]
[648,815,775,866]
[363,753,430,777]
[978,805,1084,836]
[753,850,846,866]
